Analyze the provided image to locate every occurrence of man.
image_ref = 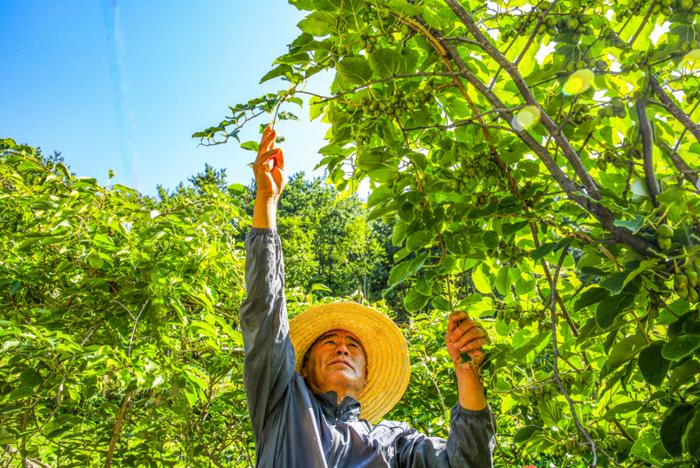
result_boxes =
[240,125,495,467]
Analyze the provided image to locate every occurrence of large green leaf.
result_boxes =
[660,404,694,457]
[637,342,670,386]
[336,57,372,84]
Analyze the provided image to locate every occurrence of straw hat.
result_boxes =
[289,301,411,423]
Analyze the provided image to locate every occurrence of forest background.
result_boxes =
[3,0,700,467]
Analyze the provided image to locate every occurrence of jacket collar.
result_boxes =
[314,391,361,422]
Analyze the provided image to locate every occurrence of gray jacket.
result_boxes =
[240,228,495,467]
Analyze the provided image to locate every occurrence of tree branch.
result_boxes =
[443,0,602,201]
[657,138,700,192]
[104,390,134,468]
[635,98,661,205]
[650,76,700,143]
[406,9,653,254]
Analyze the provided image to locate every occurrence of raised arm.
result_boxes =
[396,311,495,466]
[252,125,286,228]
[239,126,292,439]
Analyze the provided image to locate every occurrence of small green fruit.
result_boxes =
[657,224,674,238]
[659,237,673,251]
[675,274,689,291]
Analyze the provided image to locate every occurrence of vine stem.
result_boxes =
[104,390,134,468]
[549,243,598,467]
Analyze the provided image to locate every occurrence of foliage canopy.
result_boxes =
[197,0,700,465]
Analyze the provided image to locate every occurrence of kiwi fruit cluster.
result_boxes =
[343,89,433,118]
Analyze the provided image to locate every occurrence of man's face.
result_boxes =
[302,329,367,399]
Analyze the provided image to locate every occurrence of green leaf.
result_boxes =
[494,267,510,296]
[406,230,432,250]
[368,48,402,77]
[662,335,700,361]
[404,289,430,312]
[513,425,540,443]
[240,141,259,152]
[227,183,246,195]
[531,241,561,261]
[297,11,336,36]
[510,331,549,360]
[259,64,293,83]
[387,252,427,288]
[471,264,491,295]
[669,359,700,392]
[575,287,610,311]
[605,334,647,371]
[660,404,694,457]
[596,292,634,329]
[601,259,658,295]
[684,409,700,459]
[336,57,372,84]
[637,342,670,386]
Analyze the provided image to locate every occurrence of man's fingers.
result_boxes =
[257,128,277,159]
[459,337,489,353]
[449,317,478,342]
[449,325,485,348]
[255,148,281,168]
[447,311,468,334]
[275,148,285,170]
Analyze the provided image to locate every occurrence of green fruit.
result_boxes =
[693,256,700,270]
[659,237,673,251]
[657,224,674,239]
[689,287,699,303]
[675,274,689,291]
[687,270,698,287]
[682,0,693,9]
[567,18,580,30]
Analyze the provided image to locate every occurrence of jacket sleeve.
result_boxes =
[239,228,296,440]
[395,405,496,467]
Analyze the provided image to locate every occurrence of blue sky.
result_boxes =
[0,1,332,195]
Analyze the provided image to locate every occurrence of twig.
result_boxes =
[627,0,656,47]
[549,243,598,467]
[657,139,700,192]
[650,76,700,143]
[127,300,148,358]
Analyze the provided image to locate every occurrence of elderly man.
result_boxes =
[240,126,495,467]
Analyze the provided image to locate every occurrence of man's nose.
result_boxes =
[335,342,349,355]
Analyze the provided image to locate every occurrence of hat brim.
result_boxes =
[289,302,410,423]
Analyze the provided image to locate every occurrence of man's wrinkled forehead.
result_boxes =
[316,329,363,346]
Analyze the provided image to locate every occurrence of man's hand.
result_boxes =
[446,311,490,410]
[254,125,286,200]
[252,125,286,228]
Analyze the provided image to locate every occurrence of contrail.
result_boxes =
[102,0,138,187]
